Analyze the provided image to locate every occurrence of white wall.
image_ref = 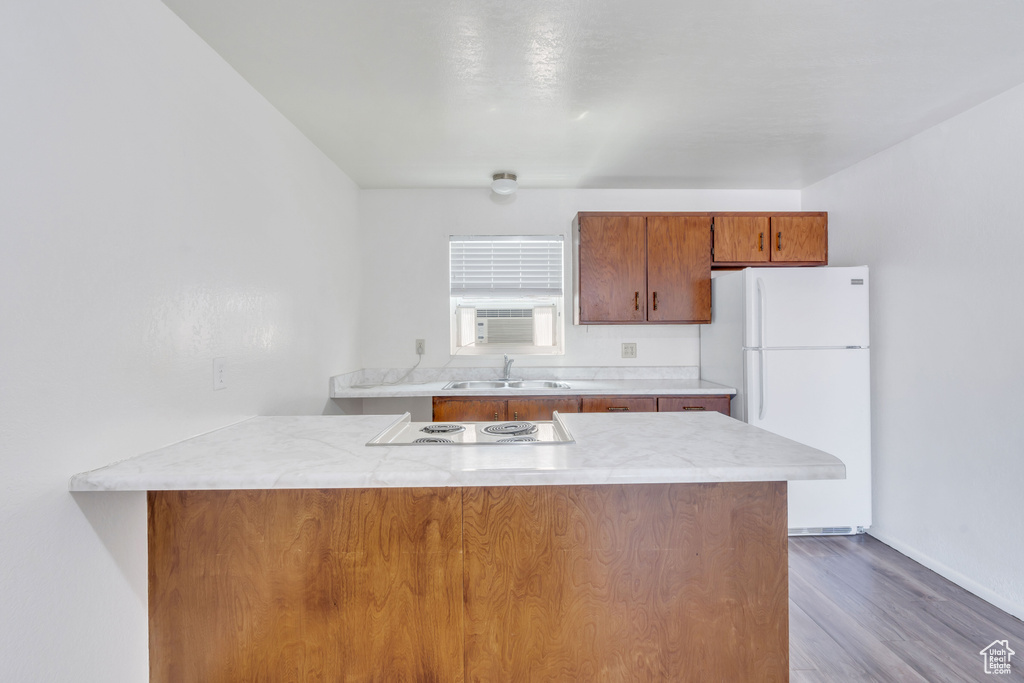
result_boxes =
[803,83,1024,620]
[0,0,362,679]
[359,189,799,371]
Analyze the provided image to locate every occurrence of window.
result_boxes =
[449,235,565,355]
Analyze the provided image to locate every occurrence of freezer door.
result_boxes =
[745,348,871,531]
[743,267,869,349]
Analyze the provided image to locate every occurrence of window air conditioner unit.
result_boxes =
[455,305,557,348]
[475,309,534,345]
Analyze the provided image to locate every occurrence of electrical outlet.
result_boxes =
[622,343,637,359]
[213,357,227,390]
[415,339,425,355]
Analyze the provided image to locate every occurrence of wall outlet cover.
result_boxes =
[622,343,637,359]
[213,357,227,390]
[415,339,425,355]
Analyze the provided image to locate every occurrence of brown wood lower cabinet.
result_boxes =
[433,397,506,421]
[435,394,733,420]
[150,483,789,682]
[507,397,580,421]
[658,395,732,417]
[148,489,465,682]
[581,396,658,413]
[433,396,580,421]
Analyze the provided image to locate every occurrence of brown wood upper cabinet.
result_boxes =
[769,214,828,263]
[713,212,828,266]
[575,215,647,323]
[712,216,770,263]
[575,213,711,324]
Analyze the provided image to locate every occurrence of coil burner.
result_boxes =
[482,422,539,436]
[420,424,466,434]
[365,414,574,446]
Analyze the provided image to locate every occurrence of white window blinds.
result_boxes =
[449,236,564,297]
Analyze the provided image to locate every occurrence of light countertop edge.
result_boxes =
[331,378,737,399]
[69,413,845,492]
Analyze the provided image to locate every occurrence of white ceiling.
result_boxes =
[161,0,1024,190]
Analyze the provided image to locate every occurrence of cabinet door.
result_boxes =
[647,216,712,323]
[581,397,657,413]
[578,215,647,323]
[433,398,506,422]
[713,216,770,264]
[657,396,732,417]
[770,215,827,264]
[507,397,581,421]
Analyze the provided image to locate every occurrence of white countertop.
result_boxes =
[69,412,844,491]
[332,377,736,399]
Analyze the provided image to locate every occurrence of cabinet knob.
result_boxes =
[494,412,499,420]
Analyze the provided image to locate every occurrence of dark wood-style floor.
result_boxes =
[789,535,1024,682]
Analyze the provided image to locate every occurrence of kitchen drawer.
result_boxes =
[657,395,731,417]
[433,396,581,422]
[508,398,581,421]
[581,397,657,413]
[433,398,507,422]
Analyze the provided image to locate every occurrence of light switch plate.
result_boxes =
[622,343,637,359]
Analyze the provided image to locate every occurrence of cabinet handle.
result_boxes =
[494,412,498,420]
[634,291,639,311]
[513,411,518,420]
[653,291,658,311]
[682,406,706,411]
[759,232,764,252]
[607,407,629,412]
[777,232,782,251]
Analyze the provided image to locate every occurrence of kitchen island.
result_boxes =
[71,412,844,682]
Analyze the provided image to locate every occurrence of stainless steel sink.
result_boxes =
[443,380,571,390]
[506,380,571,389]
[444,380,512,389]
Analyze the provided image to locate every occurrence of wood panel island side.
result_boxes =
[70,412,845,683]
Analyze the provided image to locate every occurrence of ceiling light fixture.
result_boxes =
[491,172,518,195]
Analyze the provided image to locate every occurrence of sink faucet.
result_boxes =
[502,354,515,381]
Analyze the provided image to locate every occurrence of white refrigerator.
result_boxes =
[700,266,871,534]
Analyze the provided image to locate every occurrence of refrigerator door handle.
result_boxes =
[756,277,766,349]
[758,349,766,420]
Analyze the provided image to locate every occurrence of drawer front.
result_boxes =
[657,396,731,417]
[507,398,581,422]
[581,397,657,413]
[433,398,507,422]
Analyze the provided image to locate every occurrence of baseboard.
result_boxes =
[868,529,1024,622]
